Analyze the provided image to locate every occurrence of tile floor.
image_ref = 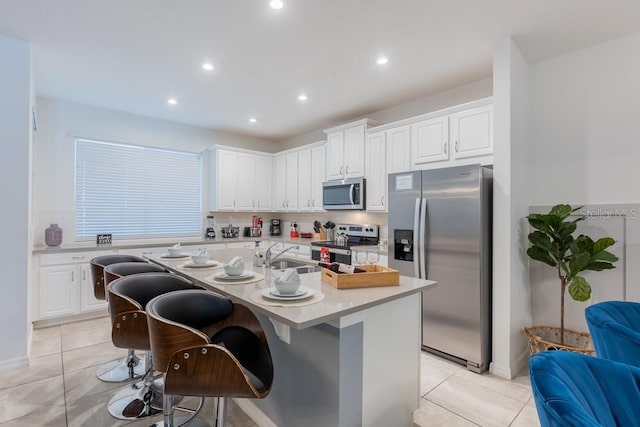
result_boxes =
[0,316,540,426]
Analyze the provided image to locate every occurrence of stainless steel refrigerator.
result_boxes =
[388,164,492,373]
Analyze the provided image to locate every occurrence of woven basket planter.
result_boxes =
[524,326,595,355]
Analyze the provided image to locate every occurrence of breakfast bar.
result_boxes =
[148,248,436,427]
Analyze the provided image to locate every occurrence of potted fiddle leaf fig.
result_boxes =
[525,204,618,353]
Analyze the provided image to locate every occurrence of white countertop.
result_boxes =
[147,248,435,330]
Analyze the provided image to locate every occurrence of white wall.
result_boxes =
[491,37,531,379]
[32,98,276,246]
[527,31,640,337]
[529,31,640,205]
[0,34,32,370]
[278,78,493,150]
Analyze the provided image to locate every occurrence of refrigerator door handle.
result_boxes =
[419,198,427,279]
[414,198,421,279]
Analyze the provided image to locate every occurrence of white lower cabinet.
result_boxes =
[37,250,116,321]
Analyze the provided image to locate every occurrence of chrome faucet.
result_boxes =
[264,243,300,267]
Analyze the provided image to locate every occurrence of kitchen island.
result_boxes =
[148,248,436,427]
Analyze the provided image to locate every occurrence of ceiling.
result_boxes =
[1,0,640,141]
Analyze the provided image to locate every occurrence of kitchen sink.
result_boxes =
[268,257,321,274]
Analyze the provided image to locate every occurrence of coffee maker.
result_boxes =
[270,219,281,236]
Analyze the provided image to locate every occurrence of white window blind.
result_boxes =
[75,138,201,241]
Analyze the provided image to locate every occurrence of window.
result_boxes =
[75,138,201,241]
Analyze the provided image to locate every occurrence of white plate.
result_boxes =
[213,271,255,281]
[161,253,190,259]
[181,260,219,268]
[262,286,313,301]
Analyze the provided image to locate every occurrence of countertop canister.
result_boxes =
[45,223,63,247]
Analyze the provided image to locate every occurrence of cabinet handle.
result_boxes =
[252,200,255,208]
[257,200,260,208]
[71,256,85,260]
[233,200,236,208]
[71,271,74,282]
[82,270,86,280]
[345,165,349,174]
[339,166,343,175]
[307,200,311,207]
[311,199,315,207]
[444,143,447,154]
[381,195,385,206]
[455,140,459,152]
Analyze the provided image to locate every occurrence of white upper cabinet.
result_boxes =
[310,145,326,211]
[365,131,387,211]
[215,149,240,211]
[411,116,450,167]
[273,151,299,211]
[209,147,273,212]
[450,104,493,159]
[285,152,299,210]
[324,119,380,180]
[386,126,411,174]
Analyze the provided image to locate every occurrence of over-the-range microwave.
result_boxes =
[322,177,366,210]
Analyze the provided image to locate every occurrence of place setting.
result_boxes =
[205,256,264,285]
[252,268,325,307]
[177,249,222,271]
[159,243,191,260]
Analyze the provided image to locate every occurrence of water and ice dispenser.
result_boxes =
[393,229,414,262]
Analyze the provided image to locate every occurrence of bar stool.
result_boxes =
[90,254,148,383]
[107,272,200,420]
[147,289,274,427]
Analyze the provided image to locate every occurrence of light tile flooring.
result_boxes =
[0,317,539,426]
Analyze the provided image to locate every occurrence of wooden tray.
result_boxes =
[321,264,400,289]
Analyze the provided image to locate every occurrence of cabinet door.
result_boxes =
[39,265,77,318]
[386,126,411,174]
[366,131,387,211]
[326,132,344,180]
[79,264,108,312]
[298,149,312,211]
[216,150,239,211]
[343,125,365,178]
[237,153,255,210]
[310,145,326,211]
[273,154,287,211]
[451,104,493,159]
[285,152,299,211]
[411,116,449,166]
[254,155,272,211]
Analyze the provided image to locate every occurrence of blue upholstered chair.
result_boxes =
[585,300,640,367]
[529,351,640,427]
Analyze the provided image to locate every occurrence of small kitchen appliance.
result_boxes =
[311,223,379,264]
[270,219,281,236]
[290,222,299,238]
[221,225,240,238]
[322,177,366,210]
[205,215,216,239]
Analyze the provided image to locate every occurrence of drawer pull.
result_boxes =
[71,256,85,260]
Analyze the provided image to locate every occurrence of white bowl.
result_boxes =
[168,247,183,257]
[191,254,210,264]
[274,279,301,295]
[224,264,245,276]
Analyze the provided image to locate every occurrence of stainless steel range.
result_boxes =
[311,224,379,264]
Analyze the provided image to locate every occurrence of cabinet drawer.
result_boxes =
[39,250,116,266]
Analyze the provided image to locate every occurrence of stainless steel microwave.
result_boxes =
[322,178,366,210]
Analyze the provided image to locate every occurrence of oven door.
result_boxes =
[311,246,352,264]
[322,178,365,210]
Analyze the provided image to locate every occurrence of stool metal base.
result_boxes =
[96,349,145,383]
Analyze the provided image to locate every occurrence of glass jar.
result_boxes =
[45,223,63,247]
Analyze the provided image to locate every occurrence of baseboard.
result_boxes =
[511,348,530,377]
[232,398,276,427]
[489,361,513,379]
[0,355,29,373]
[33,310,108,328]
[489,348,531,379]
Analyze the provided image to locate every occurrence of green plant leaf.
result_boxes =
[569,252,590,277]
[593,237,615,253]
[528,231,555,254]
[527,215,553,233]
[584,261,617,271]
[527,247,557,268]
[568,276,591,301]
[590,250,619,263]
[549,204,573,220]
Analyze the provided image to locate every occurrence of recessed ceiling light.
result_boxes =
[270,0,283,9]
[202,62,214,71]
[167,98,178,105]
[298,94,308,101]
[249,117,257,123]
[377,57,389,65]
